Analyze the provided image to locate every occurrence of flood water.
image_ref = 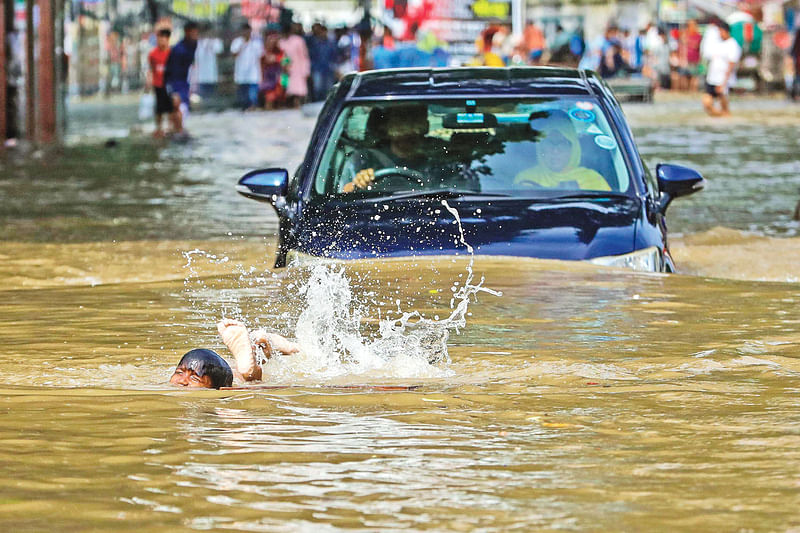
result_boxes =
[2,96,800,531]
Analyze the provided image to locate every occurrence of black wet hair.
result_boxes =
[176,349,233,388]
[184,21,199,33]
[157,28,171,38]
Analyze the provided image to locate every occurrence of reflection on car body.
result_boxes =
[237,67,705,272]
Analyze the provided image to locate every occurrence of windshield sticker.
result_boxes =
[569,108,596,122]
[575,101,594,110]
[594,135,617,150]
[585,124,603,134]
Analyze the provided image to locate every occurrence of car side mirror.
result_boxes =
[656,163,705,213]
[236,168,289,203]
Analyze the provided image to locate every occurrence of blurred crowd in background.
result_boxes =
[139,14,792,113]
[4,0,800,135]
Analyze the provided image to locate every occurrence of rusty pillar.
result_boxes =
[25,0,34,141]
[0,2,6,142]
[37,0,56,143]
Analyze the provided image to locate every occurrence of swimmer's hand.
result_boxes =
[342,168,375,193]
[251,330,301,357]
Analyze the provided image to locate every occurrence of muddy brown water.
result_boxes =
[1,97,799,531]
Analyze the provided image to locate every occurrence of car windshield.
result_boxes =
[312,97,633,199]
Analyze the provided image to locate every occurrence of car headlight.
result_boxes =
[588,246,662,272]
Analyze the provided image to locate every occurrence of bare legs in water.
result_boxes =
[217,319,301,381]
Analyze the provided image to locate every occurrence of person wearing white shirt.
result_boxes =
[700,19,722,62]
[644,22,661,54]
[702,22,741,117]
[230,23,265,110]
[194,24,224,98]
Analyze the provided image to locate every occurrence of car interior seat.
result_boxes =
[363,107,389,147]
[578,135,619,190]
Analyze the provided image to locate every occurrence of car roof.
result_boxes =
[342,67,600,99]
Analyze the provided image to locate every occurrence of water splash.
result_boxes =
[259,200,502,381]
[441,199,503,318]
[181,202,501,381]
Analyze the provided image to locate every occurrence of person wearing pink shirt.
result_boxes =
[279,22,311,108]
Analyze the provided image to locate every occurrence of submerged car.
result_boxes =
[237,67,704,272]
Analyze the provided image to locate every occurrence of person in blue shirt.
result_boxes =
[579,25,617,72]
[165,21,199,136]
[308,23,338,102]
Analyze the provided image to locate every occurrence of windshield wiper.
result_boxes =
[362,190,513,201]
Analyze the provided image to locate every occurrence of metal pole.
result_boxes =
[56,0,66,137]
[512,0,524,38]
[38,0,57,143]
[25,0,35,141]
[0,2,7,142]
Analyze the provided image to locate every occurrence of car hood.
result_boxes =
[295,196,641,260]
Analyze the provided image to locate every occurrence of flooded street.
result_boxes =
[2,96,800,531]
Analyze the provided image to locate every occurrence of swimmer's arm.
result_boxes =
[217,318,262,381]
[251,329,301,356]
[232,368,251,382]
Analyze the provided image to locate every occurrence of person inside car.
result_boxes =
[169,319,300,388]
[513,109,611,191]
[341,104,452,193]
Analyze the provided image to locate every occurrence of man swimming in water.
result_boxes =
[169,319,301,389]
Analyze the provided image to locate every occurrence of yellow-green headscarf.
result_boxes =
[513,110,611,191]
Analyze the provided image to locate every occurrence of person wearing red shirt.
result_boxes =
[680,19,703,91]
[147,28,174,138]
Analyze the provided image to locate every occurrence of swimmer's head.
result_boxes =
[169,349,233,389]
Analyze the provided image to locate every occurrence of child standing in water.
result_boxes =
[169,319,300,388]
[147,28,173,138]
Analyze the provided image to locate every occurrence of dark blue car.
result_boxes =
[237,67,704,272]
